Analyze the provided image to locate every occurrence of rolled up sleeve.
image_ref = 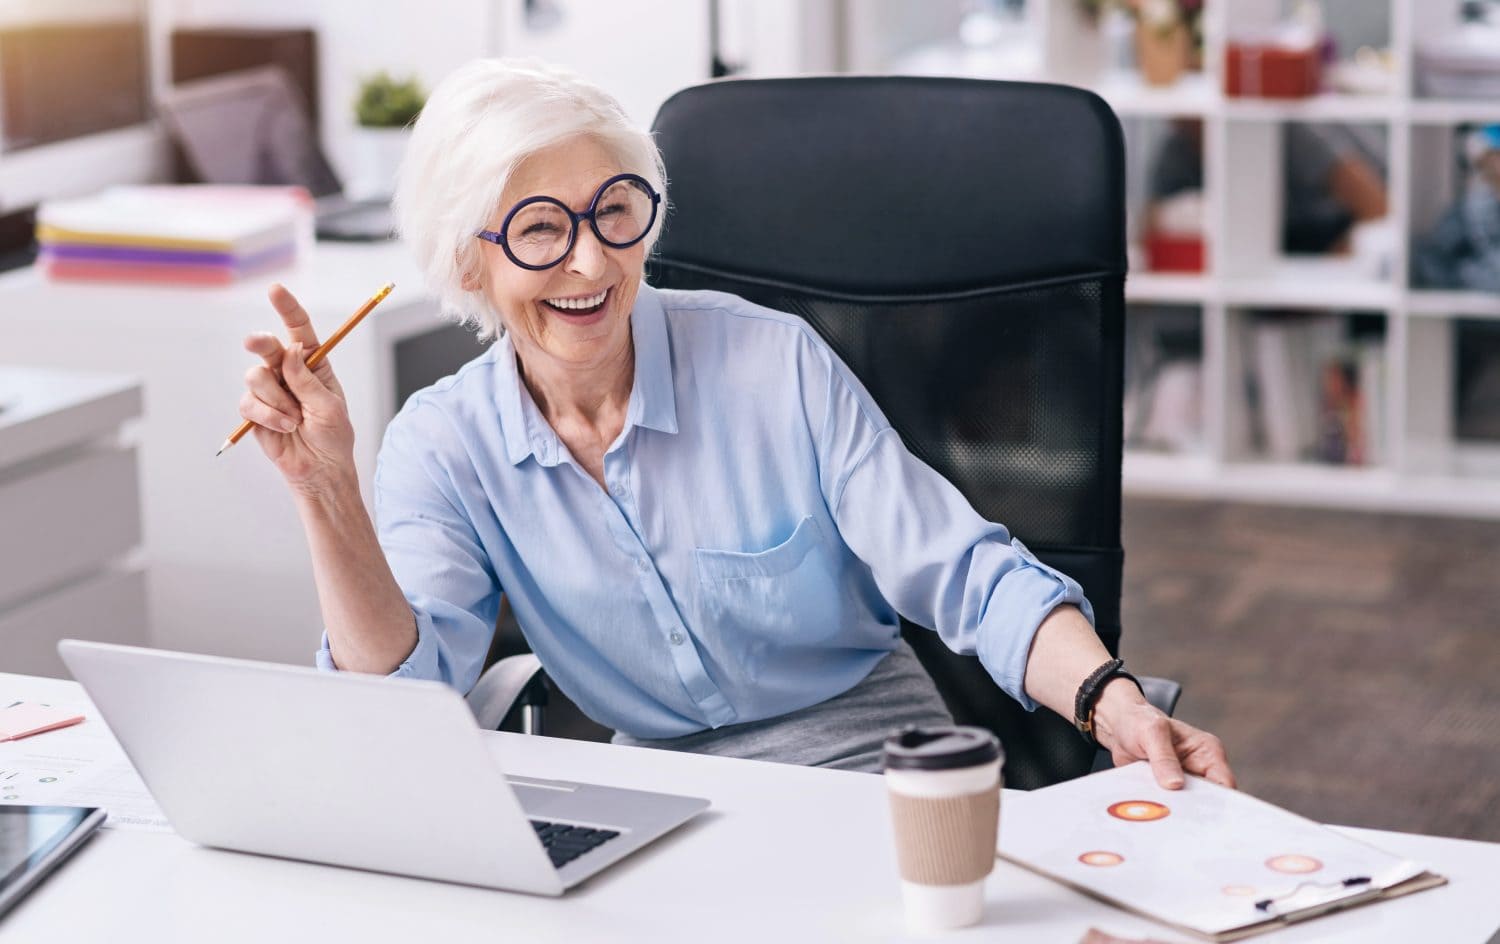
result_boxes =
[314,606,445,680]
[313,403,501,693]
[808,337,1094,712]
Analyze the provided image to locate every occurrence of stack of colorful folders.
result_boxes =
[36,185,311,286]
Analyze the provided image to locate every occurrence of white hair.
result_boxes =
[393,59,668,341]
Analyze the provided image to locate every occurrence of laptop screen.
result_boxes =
[158,65,342,198]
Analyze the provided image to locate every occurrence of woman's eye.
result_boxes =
[522,222,562,238]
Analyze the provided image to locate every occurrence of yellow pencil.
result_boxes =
[216,282,395,457]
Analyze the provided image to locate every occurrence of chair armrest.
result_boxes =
[1138,675,1182,717]
[466,653,547,731]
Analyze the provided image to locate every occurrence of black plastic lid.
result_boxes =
[881,725,1002,772]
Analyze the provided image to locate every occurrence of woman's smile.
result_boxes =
[540,284,612,325]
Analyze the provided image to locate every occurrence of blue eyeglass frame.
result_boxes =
[476,172,662,271]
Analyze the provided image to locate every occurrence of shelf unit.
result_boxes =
[891,0,1500,517]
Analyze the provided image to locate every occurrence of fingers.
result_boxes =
[244,332,287,371]
[281,342,337,411]
[1181,727,1237,790]
[245,328,338,391]
[268,283,323,350]
[1140,716,1186,790]
[239,376,301,434]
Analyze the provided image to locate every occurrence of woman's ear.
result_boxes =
[457,249,484,292]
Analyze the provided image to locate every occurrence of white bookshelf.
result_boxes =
[889,0,1500,518]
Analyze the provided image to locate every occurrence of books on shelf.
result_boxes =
[36,186,311,286]
[1247,312,1384,466]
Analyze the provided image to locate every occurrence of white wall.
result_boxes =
[841,0,964,73]
[162,0,849,171]
[165,0,493,189]
[489,0,710,126]
[0,0,835,213]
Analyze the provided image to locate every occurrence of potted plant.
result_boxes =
[349,72,426,201]
[1080,0,1203,86]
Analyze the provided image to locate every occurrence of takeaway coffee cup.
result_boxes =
[882,726,1003,933]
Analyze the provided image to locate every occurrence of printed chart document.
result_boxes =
[998,763,1445,942]
[0,697,168,832]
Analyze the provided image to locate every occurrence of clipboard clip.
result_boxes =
[1254,876,1372,914]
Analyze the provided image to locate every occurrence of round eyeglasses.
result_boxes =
[476,173,662,271]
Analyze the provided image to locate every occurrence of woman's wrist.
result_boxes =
[290,469,364,518]
[1090,676,1151,752]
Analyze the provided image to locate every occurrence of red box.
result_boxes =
[1143,232,1205,273]
[1224,42,1322,98]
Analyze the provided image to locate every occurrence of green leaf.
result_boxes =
[354,71,428,128]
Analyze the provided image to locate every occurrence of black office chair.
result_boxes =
[469,76,1180,789]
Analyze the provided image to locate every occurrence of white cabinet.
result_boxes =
[0,242,440,666]
[0,367,147,677]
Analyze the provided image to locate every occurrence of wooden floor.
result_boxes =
[1120,496,1500,843]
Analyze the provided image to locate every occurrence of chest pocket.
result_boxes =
[694,515,844,662]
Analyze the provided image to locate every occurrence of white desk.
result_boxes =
[4,672,1499,944]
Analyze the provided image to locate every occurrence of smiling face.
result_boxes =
[475,135,646,379]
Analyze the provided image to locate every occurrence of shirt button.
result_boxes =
[610,482,627,498]
[669,631,685,646]
[636,558,650,573]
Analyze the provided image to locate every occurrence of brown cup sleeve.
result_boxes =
[887,787,999,886]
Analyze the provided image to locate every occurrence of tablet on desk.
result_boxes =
[0,806,106,919]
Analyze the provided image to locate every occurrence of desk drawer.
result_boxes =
[0,445,141,610]
[0,566,147,678]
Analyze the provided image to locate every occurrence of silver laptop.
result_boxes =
[156,66,395,241]
[57,640,708,896]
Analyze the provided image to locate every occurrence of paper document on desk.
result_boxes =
[0,698,169,832]
[998,762,1445,942]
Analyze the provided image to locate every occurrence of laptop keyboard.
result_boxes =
[531,819,621,868]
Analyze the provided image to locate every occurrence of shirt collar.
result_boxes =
[496,280,678,467]
[627,283,679,437]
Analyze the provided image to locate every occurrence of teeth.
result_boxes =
[545,289,608,311]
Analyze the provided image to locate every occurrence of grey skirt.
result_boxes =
[610,639,954,774]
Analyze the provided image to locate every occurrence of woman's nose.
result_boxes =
[563,223,608,279]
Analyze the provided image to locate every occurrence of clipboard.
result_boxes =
[996,763,1447,941]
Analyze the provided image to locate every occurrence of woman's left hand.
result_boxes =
[1091,678,1236,790]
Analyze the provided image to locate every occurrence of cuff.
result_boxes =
[980,537,1095,713]
[312,608,440,680]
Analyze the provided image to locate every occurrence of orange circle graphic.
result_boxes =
[1222,885,1257,897]
[1078,850,1125,867]
[1265,854,1323,874]
[1107,800,1171,822]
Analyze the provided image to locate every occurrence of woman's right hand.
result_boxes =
[239,284,357,495]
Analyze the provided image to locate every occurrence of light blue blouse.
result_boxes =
[316,283,1093,739]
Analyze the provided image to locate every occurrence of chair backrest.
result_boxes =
[647,76,1127,789]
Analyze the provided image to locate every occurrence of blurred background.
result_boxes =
[0,0,1496,841]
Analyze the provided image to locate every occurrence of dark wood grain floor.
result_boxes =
[1120,496,1500,842]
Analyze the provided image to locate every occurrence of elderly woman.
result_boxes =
[239,59,1233,788]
